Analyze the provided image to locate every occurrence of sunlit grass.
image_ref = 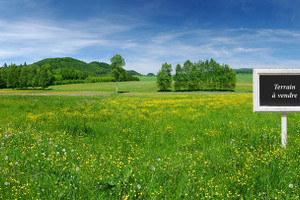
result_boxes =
[0,93,299,199]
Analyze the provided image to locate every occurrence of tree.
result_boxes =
[110,54,125,93]
[174,64,183,91]
[38,66,52,89]
[0,64,8,88]
[188,64,198,91]
[169,59,236,91]
[19,66,29,89]
[7,64,19,89]
[156,63,172,91]
[28,65,39,88]
[182,60,192,89]
[146,73,155,77]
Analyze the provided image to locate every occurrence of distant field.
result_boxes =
[0,74,253,94]
[236,74,253,93]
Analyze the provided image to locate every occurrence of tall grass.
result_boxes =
[0,93,299,199]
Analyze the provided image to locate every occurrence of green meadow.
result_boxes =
[0,74,253,95]
[50,74,253,93]
[0,74,300,199]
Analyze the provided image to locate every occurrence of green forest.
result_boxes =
[0,57,139,89]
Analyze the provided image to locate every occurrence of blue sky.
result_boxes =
[1,0,300,74]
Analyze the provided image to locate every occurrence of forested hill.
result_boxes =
[233,68,252,74]
[0,57,140,89]
[33,57,114,76]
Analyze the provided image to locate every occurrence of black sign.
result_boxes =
[260,75,300,106]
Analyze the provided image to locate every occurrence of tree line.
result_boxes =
[0,63,54,89]
[157,59,236,91]
[0,55,139,89]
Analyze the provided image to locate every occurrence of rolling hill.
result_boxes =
[32,57,140,76]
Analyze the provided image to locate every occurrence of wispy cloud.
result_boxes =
[123,27,300,73]
[1,6,300,74]
[0,17,138,63]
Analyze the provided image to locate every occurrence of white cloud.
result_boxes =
[123,27,300,73]
[1,12,300,74]
[0,17,138,64]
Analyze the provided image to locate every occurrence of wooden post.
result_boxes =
[281,113,287,148]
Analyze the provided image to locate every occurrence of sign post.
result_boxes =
[253,69,300,148]
[281,113,287,148]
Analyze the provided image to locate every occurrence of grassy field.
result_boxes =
[0,74,253,94]
[236,74,253,93]
[1,74,299,199]
[0,92,300,199]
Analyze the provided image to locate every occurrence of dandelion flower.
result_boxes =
[289,184,294,188]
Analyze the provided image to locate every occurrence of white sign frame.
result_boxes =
[253,69,300,113]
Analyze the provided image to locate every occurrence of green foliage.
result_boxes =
[19,66,28,89]
[34,57,93,76]
[127,70,142,76]
[174,64,183,91]
[174,59,236,91]
[110,54,126,82]
[234,68,253,74]
[110,54,139,92]
[6,64,19,89]
[0,64,54,89]
[88,61,111,75]
[0,57,140,90]
[157,63,172,91]
[0,66,7,88]
[38,66,53,89]
[53,79,86,85]
[146,73,155,77]
[85,76,115,83]
[34,57,139,82]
